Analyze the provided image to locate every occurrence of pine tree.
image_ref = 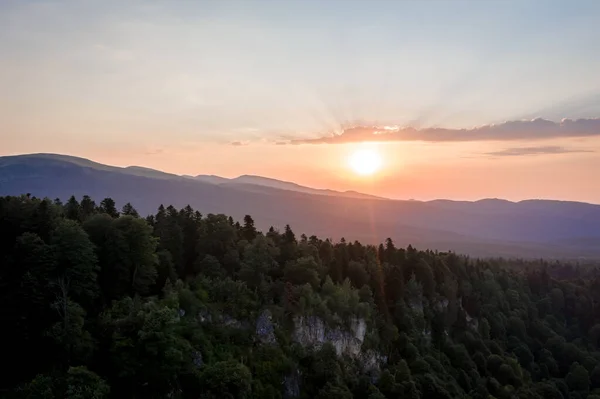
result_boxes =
[121,202,139,217]
[98,198,119,218]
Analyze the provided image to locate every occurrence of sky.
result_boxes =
[1,0,600,202]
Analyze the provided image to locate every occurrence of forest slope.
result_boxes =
[2,194,600,399]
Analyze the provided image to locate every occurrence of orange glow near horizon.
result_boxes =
[4,136,600,204]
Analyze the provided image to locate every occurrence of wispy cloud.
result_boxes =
[485,146,595,157]
[143,148,165,155]
[282,118,600,144]
[515,91,600,121]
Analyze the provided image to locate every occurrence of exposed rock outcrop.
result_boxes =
[192,351,203,368]
[256,309,276,344]
[458,297,479,331]
[282,370,301,399]
[292,315,367,357]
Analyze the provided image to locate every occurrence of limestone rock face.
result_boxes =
[282,370,301,399]
[292,315,367,357]
[255,309,276,344]
[458,297,479,331]
[192,351,203,368]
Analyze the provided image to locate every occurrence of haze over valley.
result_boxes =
[2,153,599,259]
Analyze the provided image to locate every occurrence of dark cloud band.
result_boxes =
[283,118,600,144]
[485,146,594,157]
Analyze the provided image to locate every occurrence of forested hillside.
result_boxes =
[3,194,600,399]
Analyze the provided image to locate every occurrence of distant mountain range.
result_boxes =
[191,174,383,200]
[1,153,599,259]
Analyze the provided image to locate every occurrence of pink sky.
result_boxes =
[2,1,600,203]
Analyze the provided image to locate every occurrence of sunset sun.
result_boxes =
[348,148,383,176]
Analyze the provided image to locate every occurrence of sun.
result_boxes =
[348,148,383,176]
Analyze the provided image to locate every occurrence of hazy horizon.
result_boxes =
[2,0,600,203]
[3,151,600,205]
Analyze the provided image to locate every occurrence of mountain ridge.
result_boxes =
[6,153,598,206]
[1,153,600,259]
[195,173,385,200]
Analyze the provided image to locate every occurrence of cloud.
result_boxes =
[230,141,248,146]
[283,118,600,144]
[485,146,595,157]
[515,91,600,121]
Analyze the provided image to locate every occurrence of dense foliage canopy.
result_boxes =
[2,194,600,398]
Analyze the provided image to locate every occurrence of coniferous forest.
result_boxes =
[3,194,600,399]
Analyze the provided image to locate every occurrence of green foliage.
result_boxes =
[84,214,158,300]
[347,260,370,288]
[98,198,119,218]
[22,374,56,399]
[199,360,252,399]
[3,194,600,399]
[239,235,278,295]
[197,254,226,278]
[20,367,109,399]
[65,366,110,399]
[47,299,94,364]
[120,202,139,218]
[50,219,99,304]
[80,195,97,221]
[315,382,353,399]
[99,296,194,397]
[284,256,321,287]
[566,362,590,393]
